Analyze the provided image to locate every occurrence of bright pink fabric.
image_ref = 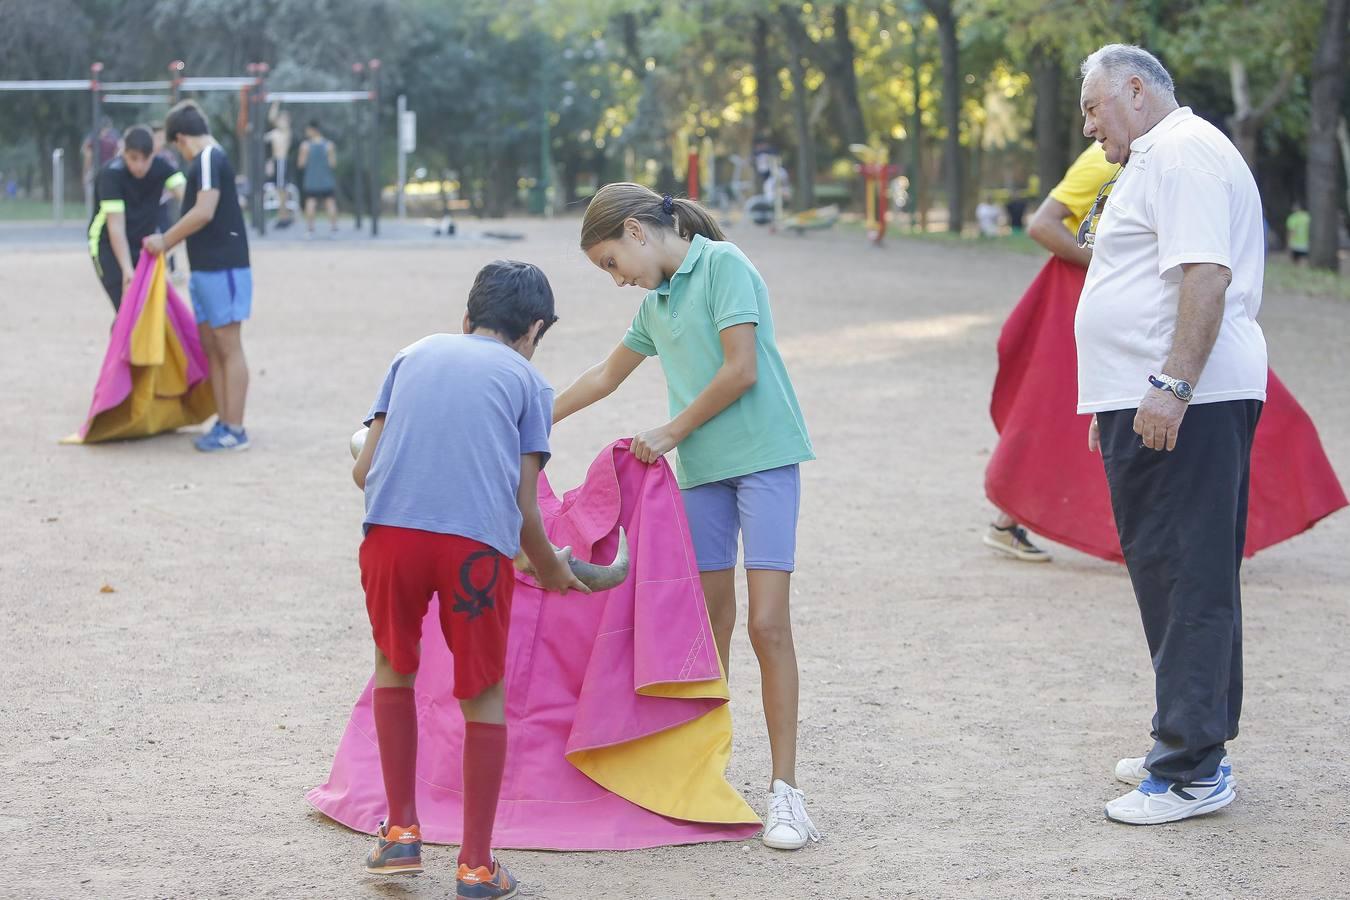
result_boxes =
[78,254,209,438]
[308,441,760,849]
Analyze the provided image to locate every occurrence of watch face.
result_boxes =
[1175,381,1193,400]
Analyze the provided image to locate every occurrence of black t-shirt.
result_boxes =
[88,156,180,262]
[182,144,250,271]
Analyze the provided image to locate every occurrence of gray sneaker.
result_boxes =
[983,523,1052,562]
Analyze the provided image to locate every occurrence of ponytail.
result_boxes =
[580,182,725,250]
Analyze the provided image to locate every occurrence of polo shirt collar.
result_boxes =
[656,233,710,296]
[1130,106,1192,154]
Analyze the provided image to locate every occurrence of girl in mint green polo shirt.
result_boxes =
[555,182,819,851]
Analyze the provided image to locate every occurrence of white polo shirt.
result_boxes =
[1075,107,1267,414]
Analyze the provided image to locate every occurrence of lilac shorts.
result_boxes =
[680,465,800,573]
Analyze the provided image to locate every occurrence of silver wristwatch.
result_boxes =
[1148,373,1193,403]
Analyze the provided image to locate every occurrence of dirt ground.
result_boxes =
[3,217,1348,900]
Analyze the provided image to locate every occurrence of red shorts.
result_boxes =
[359,526,514,698]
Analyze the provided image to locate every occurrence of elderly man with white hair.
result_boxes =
[1074,44,1267,825]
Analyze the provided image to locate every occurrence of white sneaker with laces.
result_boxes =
[1115,754,1234,786]
[762,779,821,850]
[1105,771,1234,825]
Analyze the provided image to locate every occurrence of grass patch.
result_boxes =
[845,219,1348,300]
[0,198,86,222]
[1264,258,1349,301]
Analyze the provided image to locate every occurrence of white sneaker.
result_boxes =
[1105,772,1235,825]
[762,779,821,850]
[1115,754,1234,786]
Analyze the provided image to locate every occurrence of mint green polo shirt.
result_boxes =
[622,234,814,489]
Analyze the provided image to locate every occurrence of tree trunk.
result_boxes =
[1307,0,1349,270]
[1338,118,1350,227]
[752,14,775,140]
[826,5,868,146]
[780,5,816,209]
[1031,51,1067,197]
[925,0,962,233]
[909,29,924,230]
[1227,56,1297,173]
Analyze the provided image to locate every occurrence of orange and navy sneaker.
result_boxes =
[364,822,423,876]
[456,858,518,899]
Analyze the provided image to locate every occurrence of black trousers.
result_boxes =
[1098,400,1262,784]
[93,245,128,312]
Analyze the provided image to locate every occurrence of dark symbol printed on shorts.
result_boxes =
[452,550,500,621]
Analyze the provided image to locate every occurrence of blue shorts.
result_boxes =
[190,268,252,328]
[680,465,800,573]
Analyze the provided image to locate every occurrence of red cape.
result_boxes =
[986,256,1346,562]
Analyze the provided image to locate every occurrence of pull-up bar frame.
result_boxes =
[0,60,382,235]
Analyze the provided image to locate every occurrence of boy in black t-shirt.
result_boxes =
[146,101,253,452]
[87,125,186,310]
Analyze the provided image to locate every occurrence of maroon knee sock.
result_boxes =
[458,721,508,869]
[372,687,419,827]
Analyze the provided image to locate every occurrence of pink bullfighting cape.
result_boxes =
[307,440,761,850]
[985,255,1347,562]
[63,253,214,443]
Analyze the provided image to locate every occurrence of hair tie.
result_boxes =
[661,194,675,216]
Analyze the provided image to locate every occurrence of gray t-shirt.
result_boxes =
[362,333,553,557]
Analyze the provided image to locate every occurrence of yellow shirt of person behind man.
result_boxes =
[1049,142,1121,235]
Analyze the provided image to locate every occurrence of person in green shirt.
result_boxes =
[1286,202,1310,263]
[555,183,819,852]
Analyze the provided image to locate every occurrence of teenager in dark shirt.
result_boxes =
[145,101,253,452]
[87,125,185,310]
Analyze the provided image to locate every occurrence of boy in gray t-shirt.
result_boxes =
[350,260,587,896]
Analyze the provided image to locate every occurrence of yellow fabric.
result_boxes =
[165,172,186,191]
[100,199,127,213]
[567,672,760,826]
[63,255,215,444]
[1048,143,1121,235]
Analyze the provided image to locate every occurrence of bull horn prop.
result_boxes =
[351,425,630,591]
[515,528,630,592]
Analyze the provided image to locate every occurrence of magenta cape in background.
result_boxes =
[65,253,213,443]
[307,440,760,850]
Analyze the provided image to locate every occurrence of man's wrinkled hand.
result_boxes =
[1133,388,1188,451]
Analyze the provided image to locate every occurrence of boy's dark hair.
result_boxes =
[122,125,154,156]
[308,119,322,131]
[164,100,210,142]
[466,260,558,345]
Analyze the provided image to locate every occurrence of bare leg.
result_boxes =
[699,568,737,677]
[210,322,249,428]
[305,197,317,233]
[459,680,505,724]
[326,197,339,231]
[747,569,798,787]
[993,511,1016,529]
[197,324,225,422]
[374,646,417,689]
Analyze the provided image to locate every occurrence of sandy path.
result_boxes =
[2,218,1347,899]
